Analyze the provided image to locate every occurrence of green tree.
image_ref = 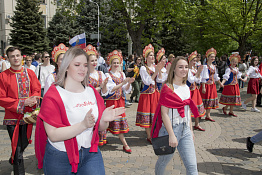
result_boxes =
[10,0,49,54]
[191,0,262,57]
[47,9,82,48]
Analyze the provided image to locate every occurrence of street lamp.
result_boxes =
[89,0,99,50]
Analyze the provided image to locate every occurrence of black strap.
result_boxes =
[38,65,41,80]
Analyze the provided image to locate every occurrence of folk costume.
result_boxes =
[136,44,167,128]
[44,43,68,94]
[219,54,242,106]
[187,51,206,117]
[35,84,105,173]
[156,48,168,91]
[104,50,131,135]
[246,62,262,95]
[0,67,41,174]
[200,48,220,109]
[85,44,109,146]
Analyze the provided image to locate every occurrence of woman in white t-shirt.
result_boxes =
[35,51,55,98]
[152,56,199,175]
[35,47,125,174]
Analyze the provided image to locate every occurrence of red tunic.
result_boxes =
[0,67,41,163]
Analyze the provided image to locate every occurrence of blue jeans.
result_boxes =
[43,141,105,175]
[155,123,198,175]
[251,131,262,144]
[238,79,244,88]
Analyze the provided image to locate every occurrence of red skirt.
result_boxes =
[200,83,219,109]
[136,90,160,128]
[247,78,260,94]
[191,88,206,117]
[106,98,129,134]
[219,84,241,106]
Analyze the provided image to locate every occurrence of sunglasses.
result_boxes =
[45,56,50,58]
[26,60,32,61]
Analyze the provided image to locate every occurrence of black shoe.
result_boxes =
[256,104,262,107]
[129,97,133,103]
[246,137,254,152]
[135,100,139,103]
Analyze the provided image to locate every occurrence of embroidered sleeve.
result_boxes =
[222,68,231,81]
[140,66,155,85]
[214,66,220,81]
[122,72,132,94]
[200,65,209,83]
[105,73,116,95]
[100,72,109,96]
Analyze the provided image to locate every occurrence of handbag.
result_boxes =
[151,109,176,155]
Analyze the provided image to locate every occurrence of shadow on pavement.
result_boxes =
[0,125,6,130]
[207,148,261,161]
[0,155,43,175]
[198,162,262,175]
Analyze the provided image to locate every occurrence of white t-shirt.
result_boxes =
[35,65,55,88]
[24,65,36,73]
[164,84,191,127]
[48,86,99,152]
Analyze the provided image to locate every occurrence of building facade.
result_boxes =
[0,0,58,56]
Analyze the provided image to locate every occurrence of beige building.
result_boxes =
[0,0,59,55]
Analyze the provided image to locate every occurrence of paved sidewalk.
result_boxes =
[0,87,262,175]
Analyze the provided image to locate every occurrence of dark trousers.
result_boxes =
[257,83,262,105]
[130,79,142,101]
[7,124,29,175]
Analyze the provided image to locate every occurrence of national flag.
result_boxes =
[69,33,86,49]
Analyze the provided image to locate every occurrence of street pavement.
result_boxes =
[0,86,262,175]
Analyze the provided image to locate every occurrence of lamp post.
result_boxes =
[89,0,99,50]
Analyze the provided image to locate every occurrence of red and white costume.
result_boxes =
[246,65,262,94]
[104,50,131,135]
[219,67,242,105]
[136,44,167,128]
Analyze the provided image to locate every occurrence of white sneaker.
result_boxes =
[251,108,261,113]
[242,103,247,110]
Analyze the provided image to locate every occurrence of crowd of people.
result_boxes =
[0,44,262,174]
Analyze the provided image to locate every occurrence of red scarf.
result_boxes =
[151,84,199,138]
[35,84,105,173]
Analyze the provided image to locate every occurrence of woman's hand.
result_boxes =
[202,86,206,94]
[156,60,166,72]
[101,105,126,122]
[220,83,224,89]
[129,77,135,84]
[169,134,178,148]
[122,77,130,85]
[100,77,109,89]
[197,65,204,73]
[82,109,96,129]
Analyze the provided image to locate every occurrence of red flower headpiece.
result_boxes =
[156,48,165,63]
[143,44,154,58]
[206,48,217,58]
[188,51,198,62]
[229,53,241,63]
[83,44,98,56]
[107,50,123,65]
[51,43,68,62]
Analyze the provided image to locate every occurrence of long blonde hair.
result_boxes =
[165,56,188,90]
[55,47,89,87]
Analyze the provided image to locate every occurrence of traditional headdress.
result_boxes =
[188,51,198,62]
[143,44,154,58]
[83,44,98,56]
[229,53,241,63]
[107,50,123,65]
[156,48,165,63]
[206,48,217,58]
[51,43,68,62]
